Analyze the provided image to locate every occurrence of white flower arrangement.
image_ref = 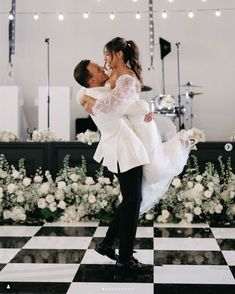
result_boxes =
[0,153,234,226]
[29,129,61,142]
[0,131,18,142]
[185,127,206,149]
[76,130,100,145]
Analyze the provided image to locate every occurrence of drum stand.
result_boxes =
[176,42,184,130]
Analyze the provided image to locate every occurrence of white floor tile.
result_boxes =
[0,249,20,263]
[154,265,235,284]
[0,226,40,237]
[94,226,108,237]
[211,228,235,239]
[43,221,99,227]
[222,251,235,265]
[0,263,79,282]
[67,282,153,294]
[132,250,154,265]
[154,238,220,251]
[136,227,154,238]
[81,249,116,265]
[23,236,92,249]
[154,223,209,228]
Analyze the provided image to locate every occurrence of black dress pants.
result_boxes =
[103,165,143,262]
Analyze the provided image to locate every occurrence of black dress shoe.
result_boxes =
[95,242,118,261]
[116,256,152,272]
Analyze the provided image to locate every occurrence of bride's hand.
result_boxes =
[144,112,154,123]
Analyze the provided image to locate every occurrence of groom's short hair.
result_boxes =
[74,59,91,88]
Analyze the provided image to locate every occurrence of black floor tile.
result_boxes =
[74,264,153,283]
[230,266,235,279]
[217,239,235,250]
[89,237,153,249]
[0,264,6,271]
[0,237,30,248]
[154,227,213,238]
[35,226,96,236]
[154,284,235,294]
[154,250,227,266]
[0,282,70,294]
[10,249,86,263]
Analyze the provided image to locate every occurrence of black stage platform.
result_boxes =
[0,142,234,178]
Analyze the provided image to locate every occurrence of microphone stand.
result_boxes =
[176,42,183,130]
[45,38,50,129]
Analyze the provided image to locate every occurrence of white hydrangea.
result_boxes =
[34,175,43,183]
[194,183,204,193]
[194,206,202,215]
[46,194,55,204]
[85,177,95,185]
[40,182,50,194]
[58,181,66,190]
[88,194,96,204]
[12,170,20,179]
[23,177,31,187]
[195,175,203,182]
[7,183,16,194]
[172,178,181,188]
[37,198,47,209]
[204,190,212,198]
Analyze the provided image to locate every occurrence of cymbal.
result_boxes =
[181,91,203,96]
[141,85,153,92]
[179,81,202,88]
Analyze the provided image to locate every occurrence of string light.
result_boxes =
[168,0,174,2]
[135,12,141,19]
[58,13,64,21]
[132,0,138,2]
[188,10,194,18]
[215,9,221,17]
[109,12,115,20]
[201,0,207,2]
[33,13,39,20]
[8,12,14,20]
[161,10,168,19]
[83,12,89,19]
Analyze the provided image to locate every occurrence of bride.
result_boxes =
[76,37,193,214]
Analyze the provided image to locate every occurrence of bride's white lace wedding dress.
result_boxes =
[77,74,190,214]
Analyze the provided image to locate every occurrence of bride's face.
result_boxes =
[104,49,118,70]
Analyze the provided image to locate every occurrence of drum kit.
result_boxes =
[142,81,203,130]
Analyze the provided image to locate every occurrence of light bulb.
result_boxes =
[188,11,194,18]
[135,12,141,19]
[8,12,14,20]
[83,12,89,19]
[58,13,64,21]
[161,10,168,19]
[109,13,115,20]
[33,13,39,20]
[215,9,221,17]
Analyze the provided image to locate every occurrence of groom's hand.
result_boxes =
[144,112,153,122]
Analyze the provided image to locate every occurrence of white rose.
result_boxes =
[69,174,79,182]
[46,194,55,203]
[88,194,96,204]
[40,182,50,194]
[195,175,203,182]
[7,183,16,194]
[194,206,202,215]
[37,198,47,209]
[185,213,193,223]
[55,190,64,200]
[58,181,66,190]
[162,209,170,218]
[49,202,57,212]
[145,213,154,221]
[157,215,164,223]
[194,183,204,193]
[23,177,31,187]
[85,177,95,185]
[215,204,223,214]
[71,183,79,192]
[34,175,43,183]
[172,178,181,188]
[3,210,11,219]
[187,181,194,188]
[12,170,20,179]
[230,191,235,199]
[204,190,212,198]
[58,200,66,210]
[195,197,202,205]
[104,178,111,185]
[16,195,25,203]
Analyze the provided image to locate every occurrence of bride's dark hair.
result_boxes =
[104,37,142,83]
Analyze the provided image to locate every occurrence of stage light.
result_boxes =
[188,10,194,18]
[58,13,64,21]
[109,12,115,20]
[8,12,14,20]
[33,13,39,20]
[215,9,221,17]
[135,12,141,19]
[83,12,89,19]
[161,10,168,19]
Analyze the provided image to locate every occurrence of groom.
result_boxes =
[74,60,152,272]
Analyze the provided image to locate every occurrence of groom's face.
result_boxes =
[87,62,108,87]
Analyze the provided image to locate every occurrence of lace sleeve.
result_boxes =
[93,74,138,115]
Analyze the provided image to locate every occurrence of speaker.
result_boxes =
[159,38,171,60]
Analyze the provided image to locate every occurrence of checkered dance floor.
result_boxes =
[0,222,234,293]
